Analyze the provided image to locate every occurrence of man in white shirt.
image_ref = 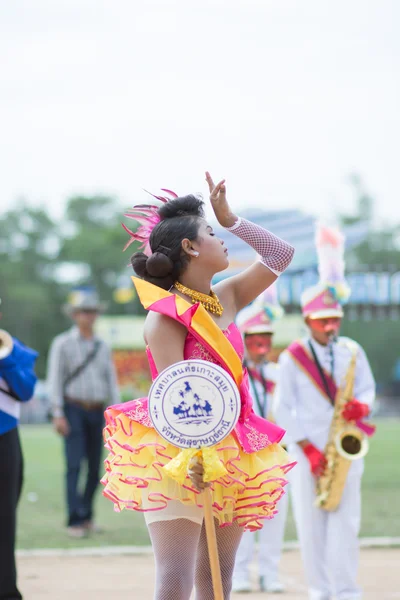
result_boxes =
[274,225,376,600]
[232,287,289,594]
[47,287,120,538]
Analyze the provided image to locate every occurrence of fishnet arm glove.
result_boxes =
[225,217,294,274]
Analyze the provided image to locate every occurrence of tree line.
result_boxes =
[0,196,144,377]
[1,180,400,383]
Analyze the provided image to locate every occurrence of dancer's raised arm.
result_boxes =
[205,172,294,313]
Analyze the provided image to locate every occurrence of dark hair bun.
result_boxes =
[129,194,205,291]
[158,195,204,221]
[146,252,173,277]
[130,251,175,290]
[130,253,148,278]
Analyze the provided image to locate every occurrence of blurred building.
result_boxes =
[213,209,400,317]
[214,208,369,274]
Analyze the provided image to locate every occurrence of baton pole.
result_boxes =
[203,487,224,600]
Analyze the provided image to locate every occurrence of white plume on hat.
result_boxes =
[300,223,351,319]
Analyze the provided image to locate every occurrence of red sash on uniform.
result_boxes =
[286,341,375,437]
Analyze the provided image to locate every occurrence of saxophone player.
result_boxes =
[274,224,375,600]
[0,298,38,599]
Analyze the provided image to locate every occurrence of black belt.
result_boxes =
[64,397,104,411]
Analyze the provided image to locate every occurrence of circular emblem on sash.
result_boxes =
[148,359,240,449]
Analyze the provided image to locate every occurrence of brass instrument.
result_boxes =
[315,343,369,512]
[0,329,14,359]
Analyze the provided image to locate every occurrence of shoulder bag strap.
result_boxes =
[63,340,101,394]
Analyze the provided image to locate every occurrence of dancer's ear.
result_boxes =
[181,238,199,258]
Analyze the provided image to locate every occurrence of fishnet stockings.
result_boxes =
[226,217,294,274]
[149,519,201,600]
[148,518,243,600]
[195,519,243,600]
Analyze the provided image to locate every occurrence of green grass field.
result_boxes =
[17,420,400,550]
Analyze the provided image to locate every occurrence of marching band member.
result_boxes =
[274,224,376,600]
[102,173,296,599]
[0,298,38,600]
[232,286,289,594]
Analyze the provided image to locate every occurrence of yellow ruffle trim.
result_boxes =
[101,411,296,531]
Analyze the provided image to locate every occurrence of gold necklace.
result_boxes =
[174,281,224,316]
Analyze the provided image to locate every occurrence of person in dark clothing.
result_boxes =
[0,300,38,600]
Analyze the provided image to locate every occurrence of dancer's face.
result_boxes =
[306,316,341,345]
[187,219,229,274]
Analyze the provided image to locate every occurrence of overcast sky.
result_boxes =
[1,0,399,224]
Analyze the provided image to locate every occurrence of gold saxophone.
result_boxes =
[315,342,369,512]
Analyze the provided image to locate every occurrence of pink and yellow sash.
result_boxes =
[287,341,375,437]
[133,277,243,385]
[133,277,285,452]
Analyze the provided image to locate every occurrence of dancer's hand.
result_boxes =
[188,454,211,492]
[205,171,237,228]
[53,416,70,437]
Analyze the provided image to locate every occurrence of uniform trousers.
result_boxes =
[0,427,23,600]
[289,444,363,600]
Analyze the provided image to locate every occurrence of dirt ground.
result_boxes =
[18,548,399,599]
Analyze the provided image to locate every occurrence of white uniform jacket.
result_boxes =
[274,336,375,451]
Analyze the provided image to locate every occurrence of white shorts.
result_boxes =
[143,498,204,526]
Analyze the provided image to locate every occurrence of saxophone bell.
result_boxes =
[0,329,13,359]
[315,343,372,512]
[335,425,369,461]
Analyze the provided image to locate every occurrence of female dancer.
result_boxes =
[102,172,296,600]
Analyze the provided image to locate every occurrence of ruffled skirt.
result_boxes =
[101,405,296,532]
